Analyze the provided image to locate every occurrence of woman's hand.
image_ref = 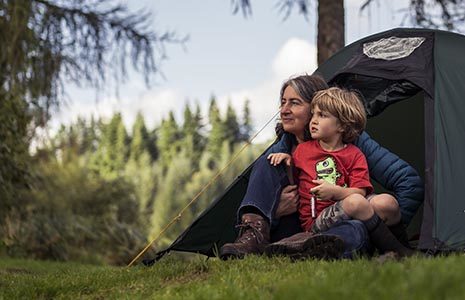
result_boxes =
[267,153,292,166]
[275,185,299,218]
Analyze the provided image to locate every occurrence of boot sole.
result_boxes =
[266,234,344,260]
[265,240,305,257]
[220,246,263,260]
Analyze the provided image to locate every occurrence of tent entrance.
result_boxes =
[365,91,426,242]
[332,73,427,241]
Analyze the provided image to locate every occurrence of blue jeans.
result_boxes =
[238,155,372,258]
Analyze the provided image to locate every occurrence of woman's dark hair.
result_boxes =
[275,74,329,139]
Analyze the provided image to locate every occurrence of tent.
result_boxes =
[144,28,465,265]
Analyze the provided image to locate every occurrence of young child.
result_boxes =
[268,87,414,257]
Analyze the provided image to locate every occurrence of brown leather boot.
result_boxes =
[265,232,345,260]
[220,213,270,260]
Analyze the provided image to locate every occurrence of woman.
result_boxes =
[220,75,423,259]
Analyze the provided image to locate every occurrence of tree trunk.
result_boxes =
[317,0,345,66]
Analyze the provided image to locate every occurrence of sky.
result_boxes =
[51,0,411,142]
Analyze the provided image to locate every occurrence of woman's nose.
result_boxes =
[280,103,291,114]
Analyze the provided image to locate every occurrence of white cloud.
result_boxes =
[51,87,183,133]
[272,38,317,78]
[124,89,183,129]
[218,38,317,142]
[51,37,317,143]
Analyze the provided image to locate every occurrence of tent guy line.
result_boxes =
[127,109,281,267]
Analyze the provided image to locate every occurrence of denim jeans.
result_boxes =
[238,155,372,258]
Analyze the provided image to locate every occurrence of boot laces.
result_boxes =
[235,221,264,244]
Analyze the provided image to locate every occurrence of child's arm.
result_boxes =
[267,152,292,167]
[310,179,367,201]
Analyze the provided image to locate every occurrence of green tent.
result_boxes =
[144,28,465,264]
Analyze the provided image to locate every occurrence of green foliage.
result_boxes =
[91,113,129,179]
[181,103,204,169]
[1,99,265,265]
[224,101,241,148]
[156,111,181,170]
[241,99,252,142]
[1,158,144,265]
[129,113,150,162]
[206,96,225,160]
[0,0,183,210]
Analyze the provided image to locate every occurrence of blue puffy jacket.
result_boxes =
[266,132,424,225]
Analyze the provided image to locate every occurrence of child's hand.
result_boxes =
[267,153,292,166]
[310,179,338,200]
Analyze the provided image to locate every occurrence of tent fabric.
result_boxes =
[145,28,465,264]
[432,31,465,249]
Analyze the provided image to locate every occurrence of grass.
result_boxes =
[1,254,465,299]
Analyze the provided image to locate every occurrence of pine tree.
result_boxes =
[206,96,225,160]
[129,112,150,162]
[0,1,181,209]
[114,115,129,171]
[181,103,204,169]
[241,99,253,142]
[156,111,180,170]
[92,112,128,178]
[146,128,159,161]
[194,103,206,153]
[223,101,241,148]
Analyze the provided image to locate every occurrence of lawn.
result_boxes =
[1,254,464,299]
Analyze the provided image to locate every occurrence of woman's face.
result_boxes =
[280,85,311,139]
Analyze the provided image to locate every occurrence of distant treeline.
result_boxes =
[1,97,269,265]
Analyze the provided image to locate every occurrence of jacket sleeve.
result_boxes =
[354,131,424,225]
[265,133,294,156]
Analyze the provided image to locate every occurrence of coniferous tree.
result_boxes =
[223,101,241,148]
[181,103,204,169]
[0,1,182,209]
[129,112,150,162]
[206,96,225,160]
[156,111,180,170]
[241,99,253,142]
[92,112,128,178]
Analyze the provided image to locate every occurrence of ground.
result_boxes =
[1,255,464,299]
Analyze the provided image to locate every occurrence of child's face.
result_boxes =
[309,105,343,141]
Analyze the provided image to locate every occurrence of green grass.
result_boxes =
[1,255,465,299]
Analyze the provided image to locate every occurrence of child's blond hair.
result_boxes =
[311,87,367,143]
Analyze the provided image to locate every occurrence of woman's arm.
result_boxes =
[354,131,424,225]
